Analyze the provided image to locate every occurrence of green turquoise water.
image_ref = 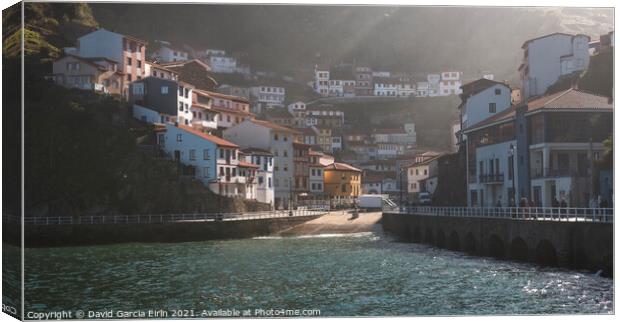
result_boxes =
[23,232,613,316]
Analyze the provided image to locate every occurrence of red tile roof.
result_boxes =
[160,59,211,71]
[464,89,612,133]
[241,147,273,156]
[250,119,301,134]
[212,107,254,117]
[404,154,443,168]
[177,124,239,148]
[460,78,510,97]
[324,162,362,172]
[526,88,612,111]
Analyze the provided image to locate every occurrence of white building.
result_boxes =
[374,77,399,96]
[241,148,275,206]
[519,33,590,99]
[288,101,307,127]
[427,74,441,96]
[416,82,429,97]
[397,81,416,97]
[250,86,286,111]
[223,119,301,209]
[439,71,463,96]
[406,154,441,196]
[209,54,238,74]
[314,65,330,96]
[144,61,179,81]
[458,78,512,131]
[151,40,189,63]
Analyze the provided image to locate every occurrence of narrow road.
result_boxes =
[277,211,382,236]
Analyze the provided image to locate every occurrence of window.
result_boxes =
[341,184,347,193]
[127,74,132,82]
[204,149,210,160]
[189,149,196,160]
[132,83,144,95]
[204,167,210,178]
[495,88,501,95]
[274,133,279,141]
[489,103,496,113]
[220,149,224,159]
[179,102,183,111]
[127,57,132,66]
[161,86,169,94]
[283,151,288,157]
[416,169,419,175]
[424,169,428,175]
[176,134,182,142]
[232,168,236,177]
[269,178,272,187]
[137,60,142,68]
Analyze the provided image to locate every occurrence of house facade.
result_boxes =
[159,123,243,198]
[519,33,590,99]
[308,151,325,196]
[250,86,286,111]
[463,89,612,207]
[323,163,363,204]
[459,78,513,131]
[223,119,300,209]
[69,28,147,97]
[241,148,275,206]
[406,154,441,196]
[51,55,123,95]
[354,66,373,96]
[129,77,194,125]
[439,71,463,96]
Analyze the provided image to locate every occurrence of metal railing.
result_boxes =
[479,173,504,183]
[9,207,329,226]
[385,206,613,223]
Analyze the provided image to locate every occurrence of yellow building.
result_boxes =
[323,162,362,205]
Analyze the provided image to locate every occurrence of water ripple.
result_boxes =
[21,232,613,316]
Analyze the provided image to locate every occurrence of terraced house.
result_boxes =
[65,28,147,97]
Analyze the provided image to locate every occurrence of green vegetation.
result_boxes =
[579,48,613,98]
[545,48,613,98]
[2,2,98,61]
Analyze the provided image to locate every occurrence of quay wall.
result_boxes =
[381,212,613,277]
[5,215,323,247]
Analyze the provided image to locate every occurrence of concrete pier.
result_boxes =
[7,214,325,247]
[382,212,613,277]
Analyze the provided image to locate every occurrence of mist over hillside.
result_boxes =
[90,4,613,82]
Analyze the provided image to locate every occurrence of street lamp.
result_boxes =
[509,143,516,207]
[288,177,293,216]
[399,167,405,210]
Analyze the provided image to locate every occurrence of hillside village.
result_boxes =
[47,26,614,210]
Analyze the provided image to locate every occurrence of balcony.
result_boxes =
[479,173,504,184]
[531,167,588,179]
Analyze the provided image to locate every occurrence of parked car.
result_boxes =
[418,192,432,205]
